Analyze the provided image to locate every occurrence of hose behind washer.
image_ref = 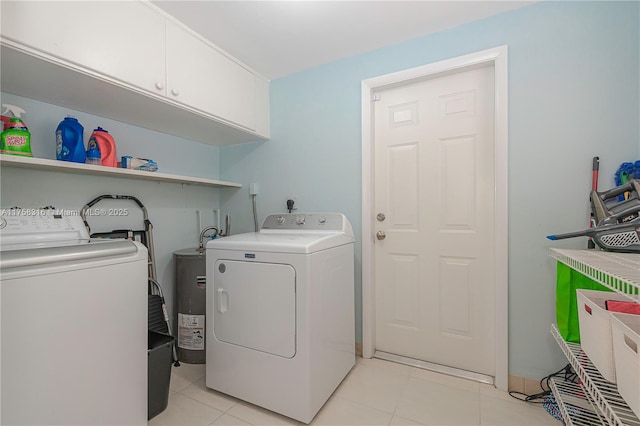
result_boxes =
[252,194,258,232]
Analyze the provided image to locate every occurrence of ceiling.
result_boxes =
[152,1,535,80]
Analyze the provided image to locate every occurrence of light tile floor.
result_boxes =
[149,357,563,426]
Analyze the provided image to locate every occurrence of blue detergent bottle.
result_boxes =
[56,116,86,163]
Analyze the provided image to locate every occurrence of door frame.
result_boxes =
[361,46,508,391]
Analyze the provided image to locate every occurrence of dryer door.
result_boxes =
[213,260,296,358]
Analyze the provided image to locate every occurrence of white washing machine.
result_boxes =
[0,209,148,425]
[205,213,355,423]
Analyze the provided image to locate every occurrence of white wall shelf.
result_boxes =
[0,154,242,188]
[549,248,640,426]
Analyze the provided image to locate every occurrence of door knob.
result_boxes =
[376,231,386,240]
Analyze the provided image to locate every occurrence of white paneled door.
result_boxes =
[373,64,496,376]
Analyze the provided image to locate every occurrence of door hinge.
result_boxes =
[372,93,381,102]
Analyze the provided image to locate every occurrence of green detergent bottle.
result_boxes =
[1,117,32,157]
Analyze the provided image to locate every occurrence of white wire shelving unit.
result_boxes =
[549,376,608,426]
[551,325,640,426]
[550,248,640,426]
[551,249,640,299]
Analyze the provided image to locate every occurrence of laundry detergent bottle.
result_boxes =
[56,116,85,163]
[88,127,116,167]
[1,118,32,157]
[1,104,26,132]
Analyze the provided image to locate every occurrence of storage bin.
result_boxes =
[576,289,634,382]
[148,331,174,420]
[611,312,640,418]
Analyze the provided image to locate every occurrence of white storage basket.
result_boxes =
[576,289,634,383]
[611,312,640,418]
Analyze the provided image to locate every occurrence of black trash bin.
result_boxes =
[148,331,174,420]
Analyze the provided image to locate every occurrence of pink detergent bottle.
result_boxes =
[89,127,117,167]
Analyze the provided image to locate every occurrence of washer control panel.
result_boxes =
[0,209,90,246]
[262,213,345,231]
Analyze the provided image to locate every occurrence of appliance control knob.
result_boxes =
[318,216,327,224]
[276,216,285,224]
[295,216,306,225]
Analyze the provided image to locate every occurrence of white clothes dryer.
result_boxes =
[205,213,355,424]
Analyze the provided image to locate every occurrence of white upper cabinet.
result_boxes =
[166,20,256,131]
[0,1,269,145]
[1,1,167,96]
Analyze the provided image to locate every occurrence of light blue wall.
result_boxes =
[220,1,640,380]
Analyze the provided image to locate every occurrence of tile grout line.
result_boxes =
[206,411,254,426]
[174,377,242,416]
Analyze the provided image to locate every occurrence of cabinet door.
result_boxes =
[254,76,271,138]
[0,1,166,95]
[166,21,256,131]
